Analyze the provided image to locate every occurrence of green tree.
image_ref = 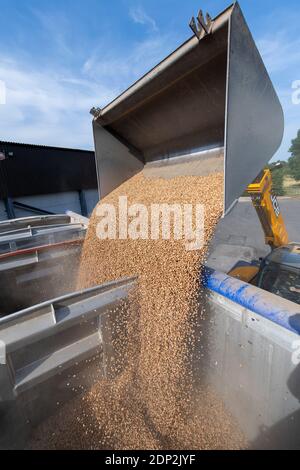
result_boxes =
[288,130,300,181]
[271,167,284,196]
[266,162,287,196]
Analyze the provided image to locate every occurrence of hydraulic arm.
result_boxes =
[247,169,289,249]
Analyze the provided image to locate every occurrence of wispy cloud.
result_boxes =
[0,27,177,149]
[30,7,73,57]
[257,31,300,74]
[271,86,300,161]
[256,24,300,161]
[0,80,6,105]
[82,34,176,96]
[0,56,116,148]
[129,6,158,32]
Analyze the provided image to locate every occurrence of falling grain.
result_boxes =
[29,171,245,450]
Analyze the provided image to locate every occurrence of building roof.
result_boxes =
[0,140,94,154]
[0,140,97,198]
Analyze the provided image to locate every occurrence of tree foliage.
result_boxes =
[270,167,285,196]
[267,163,285,196]
[288,130,300,181]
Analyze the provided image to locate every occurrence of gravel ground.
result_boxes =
[29,172,246,450]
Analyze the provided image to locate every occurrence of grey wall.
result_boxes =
[0,200,6,221]
[84,189,99,215]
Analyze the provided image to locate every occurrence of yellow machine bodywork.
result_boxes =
[229,169,289,283]
[229,265,261,283]
[247,169,289,249]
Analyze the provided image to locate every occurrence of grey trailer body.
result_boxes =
[0,277,136,449]
[2,267,299,449]
[0,215,72,233]
[0,277,136,401]
[0,215,88,315]
[202,270,300,449]
[0,223,86,255]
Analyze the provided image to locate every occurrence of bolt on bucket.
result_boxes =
[91,2,284,215]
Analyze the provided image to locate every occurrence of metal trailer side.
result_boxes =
[0,277,136,449]
[201,270,300,449]
[0,217,88,314]
[0,276,136,402]
[0,215,72,233]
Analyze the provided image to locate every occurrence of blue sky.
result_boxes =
[0,0,299,161]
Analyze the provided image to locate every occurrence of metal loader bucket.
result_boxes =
[91,2,284,214]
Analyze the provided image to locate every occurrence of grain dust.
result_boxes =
[29,171,246,450]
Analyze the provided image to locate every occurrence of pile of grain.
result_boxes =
[29,171,245,450]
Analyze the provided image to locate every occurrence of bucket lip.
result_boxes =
[95,3,235,123]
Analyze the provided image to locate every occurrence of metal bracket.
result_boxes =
[189,9,213,39]
[90,107,102,118]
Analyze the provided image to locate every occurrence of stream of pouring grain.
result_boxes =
[29,172,245,450]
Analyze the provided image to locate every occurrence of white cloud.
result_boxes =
[82,34,176,94]
[270,86,300,162]
[0,28,177,149]
[81,38,170,104]
[256,27,300,161]
[0,80,6,104]
[31,7,73,58]
[129,6,158,32]
[257,31,300,74]
[0,56,116,148]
